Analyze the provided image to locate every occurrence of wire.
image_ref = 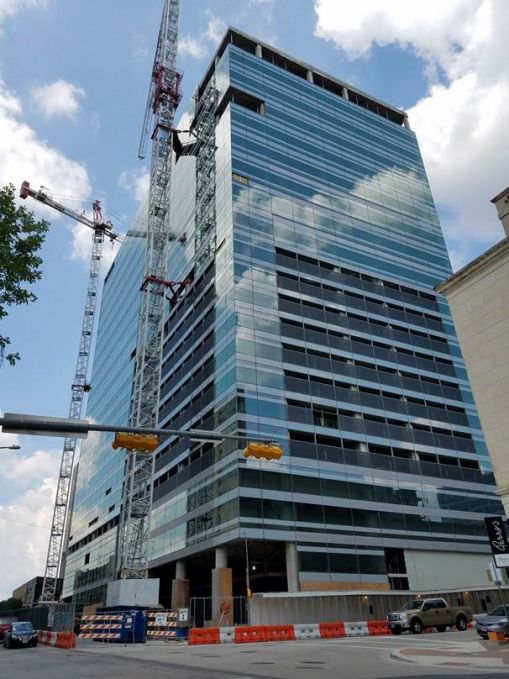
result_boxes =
[0,517,50,529]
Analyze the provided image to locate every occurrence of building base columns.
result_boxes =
[285,541,300,593]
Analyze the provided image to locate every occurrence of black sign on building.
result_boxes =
[484,516,509,567]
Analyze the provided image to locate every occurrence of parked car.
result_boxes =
[3,622,38,648]
[475,605,509,639]
[0,617,17,640]
[387,597,472,634]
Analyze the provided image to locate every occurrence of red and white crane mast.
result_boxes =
[19,181,120,603]
[116,0,183,579]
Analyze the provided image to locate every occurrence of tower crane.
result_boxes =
[116,0,186,580]
[19,180,120,603]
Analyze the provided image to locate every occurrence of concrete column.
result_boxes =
[171,559,190,610]
[212,547,232,625]
[285,541,300,593]
[215,546,228,569]
[175,560,186,580]
[403,115,411,130]
[307,70,314,83]
[341,86,349,100]
[255,44,262,58]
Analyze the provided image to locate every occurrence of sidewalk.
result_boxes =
[391,639,509,672]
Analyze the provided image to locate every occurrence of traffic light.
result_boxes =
[112,432,159,453]
[243,442,283,461]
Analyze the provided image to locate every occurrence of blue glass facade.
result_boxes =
[152,30,502,594]
[62,226,146,604]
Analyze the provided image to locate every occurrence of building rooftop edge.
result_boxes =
[194,26,408,123]
[435,236,509,295]
[491,186,509,204]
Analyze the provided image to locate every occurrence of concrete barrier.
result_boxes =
[186,619,470,645]
[38,631,76,649]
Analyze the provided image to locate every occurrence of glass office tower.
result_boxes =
[61,224,146,604]
[64,28,502,606]
[151,28,502,599]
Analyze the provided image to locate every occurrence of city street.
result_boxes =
[1,630,509,679]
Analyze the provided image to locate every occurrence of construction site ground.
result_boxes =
[2,628,509,678]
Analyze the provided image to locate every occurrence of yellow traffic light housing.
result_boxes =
[243,442,283,461]
[112,432,159,453]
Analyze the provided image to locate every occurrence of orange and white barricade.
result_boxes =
[146,610,178,639]
[79,613,123,641]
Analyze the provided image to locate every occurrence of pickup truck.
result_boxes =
[387,598,472,634]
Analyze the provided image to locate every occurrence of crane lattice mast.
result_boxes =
[116,0,182,579]
[19,181,120,603]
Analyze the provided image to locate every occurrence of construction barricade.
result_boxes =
[265,624,295,642]
[188,627,220,645]
[219,627,235,643]
[344,621,369,637]
[79,610,145,643]
[234,626,267,643]
[367,620,390,636]
[146,610,177,639]
[38,631,76,649]
[319,622,346,638]
[294,623,320,640]
[186,619,399,645]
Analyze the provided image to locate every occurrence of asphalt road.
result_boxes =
[1,630,507,679]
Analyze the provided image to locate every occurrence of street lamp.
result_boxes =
[0,444,20,450]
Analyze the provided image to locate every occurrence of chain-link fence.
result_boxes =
[0,603,76,632]
[190,596,247,627]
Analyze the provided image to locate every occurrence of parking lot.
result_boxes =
[2,629,509,679]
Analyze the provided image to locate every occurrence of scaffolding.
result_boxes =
[116,0,182,580]
[192,76,218,275]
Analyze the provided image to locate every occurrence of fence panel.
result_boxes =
[0,603,75,632]
[190,596,247,627]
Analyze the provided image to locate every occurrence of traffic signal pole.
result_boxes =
[0,412,282,451]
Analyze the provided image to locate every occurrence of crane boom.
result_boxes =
[116,0,183,580]
[20,181,119,241]
[20,180,119,602]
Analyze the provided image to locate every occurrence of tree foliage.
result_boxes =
[0,184,49,365]
[0,597,23,612]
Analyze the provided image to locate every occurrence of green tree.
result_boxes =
[0,184,49,365]
[0,597,23,612]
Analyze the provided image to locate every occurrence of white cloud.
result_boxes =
[0,448,58,484]
[0,77,92,264]
[179,15,226,60]
[32,79,85,120]
[118,166,150,202]
[204,16,225,45]
[179,35,207,59]
[0,0,47,26]
[314,0,509,267]
[0,446,60,600]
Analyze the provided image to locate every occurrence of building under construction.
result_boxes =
[62,27,504,613]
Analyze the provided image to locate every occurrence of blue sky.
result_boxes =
[0,0,507,598]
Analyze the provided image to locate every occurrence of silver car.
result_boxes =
[475,605,509,639]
